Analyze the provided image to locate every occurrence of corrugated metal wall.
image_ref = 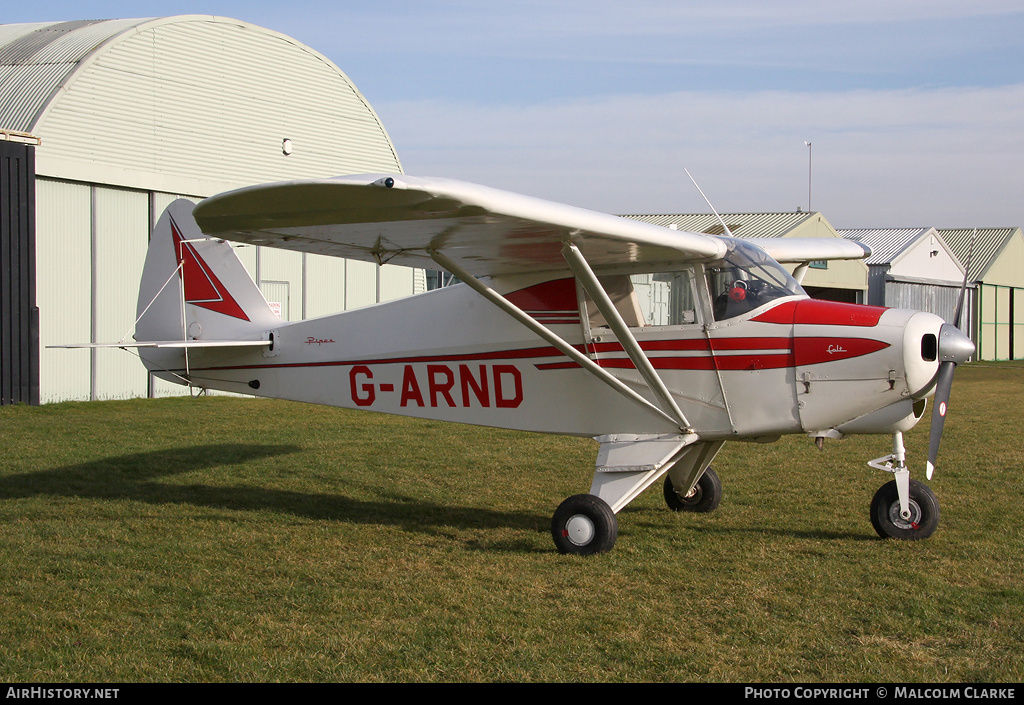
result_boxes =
[0,20,143,133]
[0,140,38,405]
[92,187,150,400]
[35,178,427,402]
[35,179,90,401]
[31,17,401,195]
[35,179,152,402]
[884,280,968,328]
[7,17,424,403]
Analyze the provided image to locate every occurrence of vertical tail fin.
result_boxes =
[136,200,279,383]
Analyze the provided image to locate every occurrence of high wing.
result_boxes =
[192,174,870,275]
[747,236,871,264]
[192,174,728,276]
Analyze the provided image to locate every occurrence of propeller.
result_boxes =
[925,232,977,479]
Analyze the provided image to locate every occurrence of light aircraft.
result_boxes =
[61,173,975,554]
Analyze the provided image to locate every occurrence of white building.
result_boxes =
[0,16,422,403]
[837,227,967,327]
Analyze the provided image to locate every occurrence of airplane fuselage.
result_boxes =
[150,267,941,443]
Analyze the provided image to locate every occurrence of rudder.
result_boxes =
[136,200,279,382]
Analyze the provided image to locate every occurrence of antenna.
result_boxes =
[684,169,735,238]
[804,141,812,212]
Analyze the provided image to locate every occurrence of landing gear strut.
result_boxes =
[867,431,940,540]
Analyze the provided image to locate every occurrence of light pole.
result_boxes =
[804,141,812,212]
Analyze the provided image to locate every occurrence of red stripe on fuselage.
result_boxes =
[185,344,568,373]
[182,337,886,375]
[539,336,888,371]
[751,299,887,327]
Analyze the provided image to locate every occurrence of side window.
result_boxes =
[585,275,645,329]
[632,268,699,327]
[583,270,699,329]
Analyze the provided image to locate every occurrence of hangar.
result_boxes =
[0,16,421,404]
[939,227,1024,361]
[837,227,968,327]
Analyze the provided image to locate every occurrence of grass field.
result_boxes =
[1,363,1022,682]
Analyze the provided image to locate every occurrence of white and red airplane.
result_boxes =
[67,174,975,554]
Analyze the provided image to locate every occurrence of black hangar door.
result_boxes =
[0,139,39,405]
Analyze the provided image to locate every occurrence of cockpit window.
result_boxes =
[706,238,805,321]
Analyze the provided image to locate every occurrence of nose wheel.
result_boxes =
[867,432,940,540]
[869,478,939,540]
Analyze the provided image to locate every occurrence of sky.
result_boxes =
[6,1,1024,229]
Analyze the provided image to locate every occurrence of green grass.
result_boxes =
[1,363,1022,682]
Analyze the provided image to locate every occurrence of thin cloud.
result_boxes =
[4,1,1022,228]
[378,84,1024,228]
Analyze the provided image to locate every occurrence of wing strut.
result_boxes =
[428,249,682,430]
[562,241,692,431]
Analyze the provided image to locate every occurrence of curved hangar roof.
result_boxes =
[0,16,402,194]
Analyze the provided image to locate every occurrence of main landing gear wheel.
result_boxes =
[663,467,722,513]
[870,479,940,540]
[551,494,618,555]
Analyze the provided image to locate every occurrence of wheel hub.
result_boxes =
[888,499,922,530]
[564,514,596,546]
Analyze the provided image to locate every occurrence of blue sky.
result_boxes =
[6,1,1024,228]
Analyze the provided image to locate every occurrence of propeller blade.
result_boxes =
[926,361,956,480]
[952,286,967,332]
[952,230,975,330]
[925,323,976,479]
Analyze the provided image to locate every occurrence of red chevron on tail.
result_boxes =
[170,216,250,321]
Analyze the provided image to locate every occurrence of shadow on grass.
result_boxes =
[0,444,549,541]
[680,523,873,542]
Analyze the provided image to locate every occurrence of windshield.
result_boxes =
[706,238,805,321]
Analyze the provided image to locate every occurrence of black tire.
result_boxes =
[870,479,940,540]
[551,494,618,555]
[664,467,722,513]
